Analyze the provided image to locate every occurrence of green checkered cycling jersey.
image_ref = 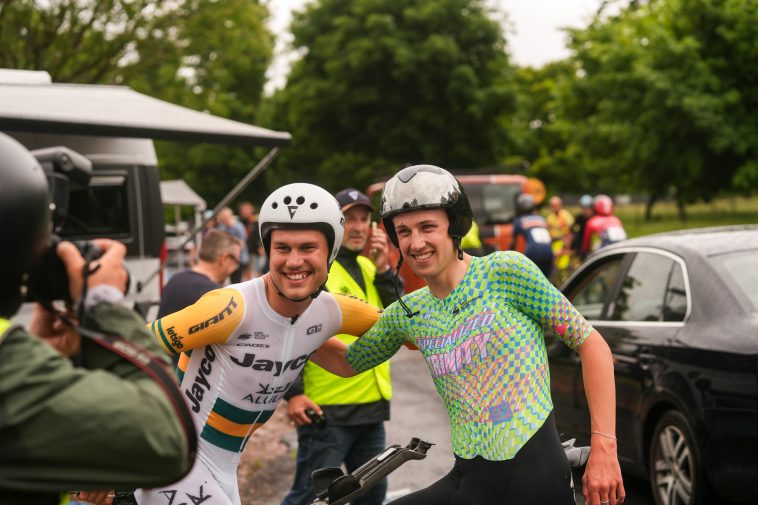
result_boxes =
[346,251,592,460]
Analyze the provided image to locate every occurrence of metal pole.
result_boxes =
[137,147,280,294]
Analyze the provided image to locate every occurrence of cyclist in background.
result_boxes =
[581,195,627,255]
[510,193,554,278]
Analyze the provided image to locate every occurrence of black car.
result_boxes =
[549,225,758,505]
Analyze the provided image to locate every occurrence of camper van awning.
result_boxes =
[160,180,207,209]
[0,82,291,147]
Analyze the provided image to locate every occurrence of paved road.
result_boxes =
[385,349,655,505]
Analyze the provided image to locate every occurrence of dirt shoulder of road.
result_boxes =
[237,405,297,505]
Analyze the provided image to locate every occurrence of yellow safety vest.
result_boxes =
[304,256,392,404]
[461,221,482,250]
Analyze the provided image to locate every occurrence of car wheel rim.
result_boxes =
[653,425,694,505]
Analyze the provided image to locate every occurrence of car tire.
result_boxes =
[649,410,710,505]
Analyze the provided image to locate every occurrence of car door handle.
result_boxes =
[638,353,657,368]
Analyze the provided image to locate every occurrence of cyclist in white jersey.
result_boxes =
[134,184,381,505]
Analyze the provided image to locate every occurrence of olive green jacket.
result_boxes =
[0,303,192,504]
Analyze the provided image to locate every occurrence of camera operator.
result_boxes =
[0,132,195,505]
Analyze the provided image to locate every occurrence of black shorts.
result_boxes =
[389,412,575,505]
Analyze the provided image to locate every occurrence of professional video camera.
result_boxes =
[26,146,104,304]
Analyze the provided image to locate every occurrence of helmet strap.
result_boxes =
[453,237,464,260]
[394,254,419,318]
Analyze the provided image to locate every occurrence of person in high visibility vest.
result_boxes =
[281,188,403,505]
[546,196,575,283]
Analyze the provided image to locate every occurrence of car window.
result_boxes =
[711,250,758,312]
[663,263,687,321]
[611,252,674,322]
[568,257,623,320]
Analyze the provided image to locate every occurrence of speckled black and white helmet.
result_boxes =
[380,165,472,247]
[259,183,345,265]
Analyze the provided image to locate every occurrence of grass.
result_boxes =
[567,196,758,239]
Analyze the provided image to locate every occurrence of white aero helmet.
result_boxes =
[259,183,345,265]
[380,164,472,247]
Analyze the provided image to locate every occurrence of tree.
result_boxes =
[508,61,591,193]
[1,0,275,205]
[121,0,276,205]
[546,0,758,218]
[263,0,517,191]
[0,0,178,84]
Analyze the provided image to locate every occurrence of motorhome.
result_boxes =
[0,69,290,318]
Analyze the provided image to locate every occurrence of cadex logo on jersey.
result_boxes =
[230,352,309,376]
[188,296,238,334]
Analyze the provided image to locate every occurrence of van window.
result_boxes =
[60,175,131,238]
[477,183,522,224]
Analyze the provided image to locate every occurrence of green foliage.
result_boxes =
[534,0,758,210]
[1,0,275,206]
[0,0,172,83]
[263,0,517,192]
[120,0,275,206]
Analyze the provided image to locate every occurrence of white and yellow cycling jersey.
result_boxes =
[137,277,379,505]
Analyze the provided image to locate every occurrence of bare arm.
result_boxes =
[309,337,359,378]
[577,330,625,505]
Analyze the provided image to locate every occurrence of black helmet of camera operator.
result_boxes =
[380,164,472,248]
[516,193,537,215]
[0,133,51,317]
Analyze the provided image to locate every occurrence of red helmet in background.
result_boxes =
[593,194,614,216]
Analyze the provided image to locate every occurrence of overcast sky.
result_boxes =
[264,0,606,93]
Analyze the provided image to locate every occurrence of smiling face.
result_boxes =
[267,228,329,303]
[342,206,372,252]
[393,208,457,282]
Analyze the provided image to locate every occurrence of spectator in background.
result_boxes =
[201,209,217,238]
[571,194,594,261]
[158,229,241,367]
[238,201,264,279]
[461,219,486,256]
[158,230,242,319]
[510,193,554,278]
[217,206,249,283]
[546,196,574,283]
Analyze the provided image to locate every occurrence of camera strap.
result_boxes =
[76,324,198,464]
[46,303,198,468]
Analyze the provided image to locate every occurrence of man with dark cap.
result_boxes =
[280,188,403,505]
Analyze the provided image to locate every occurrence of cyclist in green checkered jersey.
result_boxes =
[319,165,625,505]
